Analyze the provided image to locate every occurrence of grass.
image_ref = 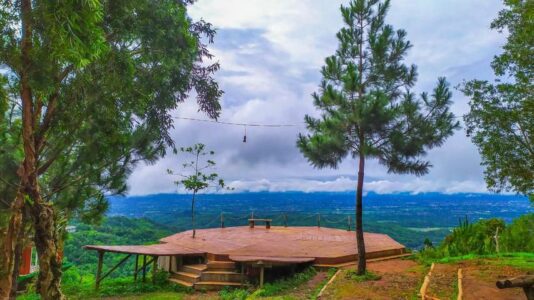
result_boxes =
[252,267,317,297]
[424,252,534,270]
[345,270,381,282]
[309,268,337,300]
[219,286,251,300]
[18,269,192,300]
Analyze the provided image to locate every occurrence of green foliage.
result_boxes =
[0,0,223,225]
[63,216,172,276]
[418,214,534,262]
[500,213,534,252]
[21,268,191,299]
[424,252,534,271]
[461,0,533,199]
[298,0,458,174]
[297,0,458,275]
[168,143,228,237]
[169,144,227,194]
[345,270,381,282]
[254,267,317,297]
[219,287,251,300]
[441,217,505,256]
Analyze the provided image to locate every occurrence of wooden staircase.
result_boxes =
[169,260,243,290]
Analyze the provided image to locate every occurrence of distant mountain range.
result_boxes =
[107,192,532,249]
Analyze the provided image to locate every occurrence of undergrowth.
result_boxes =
[345,270,381,282]
[18,268,192,300]
[252,267,317,297]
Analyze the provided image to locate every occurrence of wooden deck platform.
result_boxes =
[86,226,405,265]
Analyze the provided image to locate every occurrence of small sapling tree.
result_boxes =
[168,143,228,238]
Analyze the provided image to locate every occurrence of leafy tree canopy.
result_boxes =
[461,0,533,200]
[0,0,223,222]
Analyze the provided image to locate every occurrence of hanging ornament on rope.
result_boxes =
[243,125,247,143]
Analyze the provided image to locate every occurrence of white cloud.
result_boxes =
[127,0,505,195]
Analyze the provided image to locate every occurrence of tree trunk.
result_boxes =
[191,193,196,238]
[9,209,27,299]
[32,200,64,300]
[0,191,25,299]
[355,152,366,275]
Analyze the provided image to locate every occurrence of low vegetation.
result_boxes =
[18,269,191,300]
[418,213,534,263]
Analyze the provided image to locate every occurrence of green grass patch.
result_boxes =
[252,267,317,297]
[309,268,337,300]
[430,252,534,270]
[345,270,381,282]
[18,268,192,300]
[219,286,251,300]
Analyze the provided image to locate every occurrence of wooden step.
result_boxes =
[169,277,193,288]
[181,264,207,275]
[194,281,242,291]
[201,270,242,282]
[207,260,236,270]
[171,271,200,283]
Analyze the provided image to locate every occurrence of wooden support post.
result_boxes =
[221,212,225,228]
[259,265,265,288]
[134,255,139,282]
[142,255,147,282]
[241,263,245,286]
[283,213,287,227]
[168,256,172,272]
[152,256,158,284]
[347,216,351,231]
[95,251,104,290]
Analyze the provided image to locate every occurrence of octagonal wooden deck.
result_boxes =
[87,226,406,266]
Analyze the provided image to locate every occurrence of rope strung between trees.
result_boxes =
[173,116,304,128]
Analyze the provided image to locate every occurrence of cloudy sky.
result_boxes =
[128,0,505,195]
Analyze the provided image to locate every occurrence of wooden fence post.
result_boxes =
[152,256,158,284]
[134,254,139,282]
[95,251,104,290]
[142,255,147,282]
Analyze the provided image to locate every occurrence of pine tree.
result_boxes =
[297,0,459,274]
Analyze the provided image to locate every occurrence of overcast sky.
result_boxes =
[127,0,505,195]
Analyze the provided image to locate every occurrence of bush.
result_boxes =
[501,214,534,252]
[254,267,317,297]
[219,287,250,300]
[418,214,533,262]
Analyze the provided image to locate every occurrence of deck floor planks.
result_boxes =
[86,226,405,264]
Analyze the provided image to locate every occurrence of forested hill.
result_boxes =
[64,217,172,275]
[105,192,532,249]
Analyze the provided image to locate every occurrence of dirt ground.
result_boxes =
[320,259,426,300]
[459,260,526,300]
[425,263,458,299]
[320,258,531,300]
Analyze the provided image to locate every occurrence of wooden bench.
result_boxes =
[248,218,272,229]
[497,275,534,300]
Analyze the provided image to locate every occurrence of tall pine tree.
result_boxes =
[297,0,459,274]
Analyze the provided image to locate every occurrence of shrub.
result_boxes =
[418,214,533,262]
[501,214,534,252]
[219,287,250,300]
[254,267,317,297]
